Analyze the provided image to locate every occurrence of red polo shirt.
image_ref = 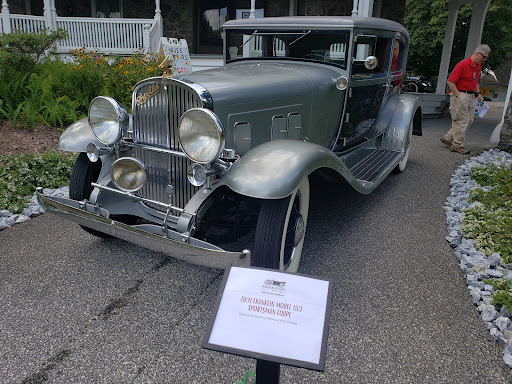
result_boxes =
[448,56,481,92]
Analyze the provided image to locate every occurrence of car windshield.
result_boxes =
[225,29,349,68]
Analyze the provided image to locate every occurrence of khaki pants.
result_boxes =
[443,92,476,148]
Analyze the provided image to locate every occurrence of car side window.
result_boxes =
[352,36,392,79]
[391,38,406,87]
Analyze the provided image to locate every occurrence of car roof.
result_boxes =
[223,16,409,37]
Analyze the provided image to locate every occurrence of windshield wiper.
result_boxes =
[239,30,258,49]
[289,30,311,45]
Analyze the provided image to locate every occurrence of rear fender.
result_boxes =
[394,94,422,136]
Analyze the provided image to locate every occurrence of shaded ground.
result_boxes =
[0,121,61,158]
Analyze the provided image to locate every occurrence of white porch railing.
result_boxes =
[56,17,157,54]
[10,14,46,33]
[2,14,161,54]
[1,0,164,55]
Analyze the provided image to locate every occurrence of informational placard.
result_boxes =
[203,266,333,371]
[158,37,192,75]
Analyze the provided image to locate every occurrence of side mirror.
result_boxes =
[364,56,378,70]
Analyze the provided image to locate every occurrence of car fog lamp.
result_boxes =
[86,143,100,162]
[179,108,225,164]
[111,157,146,192]
[89,96,129,145]
[335,76,348,90]
[187,163,207,187]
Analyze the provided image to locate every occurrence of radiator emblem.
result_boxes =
[135,84,160,106]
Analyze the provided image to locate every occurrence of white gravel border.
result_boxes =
[444,148,512,368]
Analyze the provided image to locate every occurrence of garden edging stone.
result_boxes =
[444,148,512,368]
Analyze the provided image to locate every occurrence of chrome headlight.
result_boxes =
[88,96,129,145]
[178,108,225,164]
[111,157,146,192]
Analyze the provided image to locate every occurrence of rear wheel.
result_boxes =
[252,177,310,272]
[69,153,111,238]
[393,120,413,173]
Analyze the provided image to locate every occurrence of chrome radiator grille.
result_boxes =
[132,80,202,149]
[135,149,199,212]
[132,80,202,211]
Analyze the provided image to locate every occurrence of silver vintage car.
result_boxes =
[37,16,422,273]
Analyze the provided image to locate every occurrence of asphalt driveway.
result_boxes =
[1,101,511,383]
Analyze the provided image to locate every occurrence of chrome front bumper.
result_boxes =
[36,189,250,269]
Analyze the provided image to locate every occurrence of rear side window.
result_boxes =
[352,35,392,79]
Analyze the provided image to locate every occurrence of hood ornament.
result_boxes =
[159,54,174,79]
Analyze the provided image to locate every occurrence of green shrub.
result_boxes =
[461,163,512,264]
[0,29,68,71]
[483,278,512,314]
[0,151,75,213]
[0,43,168,128]
[0,60,82,127]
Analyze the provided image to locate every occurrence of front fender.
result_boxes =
[59,115,134,152]
[218,140,350,199]
[59,117,103,152]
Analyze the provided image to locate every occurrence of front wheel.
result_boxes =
[252,177,310,273]
[69,153,111,238]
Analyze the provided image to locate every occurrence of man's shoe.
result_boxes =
[450,146,470,154]
[440,136,452,149]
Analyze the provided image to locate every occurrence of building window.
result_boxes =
[195,0,227,54]
[194,0,267,55]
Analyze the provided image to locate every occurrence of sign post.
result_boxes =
[203,266,333,382]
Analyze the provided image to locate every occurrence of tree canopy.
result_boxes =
[403,0,512,80]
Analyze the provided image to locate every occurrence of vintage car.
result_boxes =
[37,16,422,273]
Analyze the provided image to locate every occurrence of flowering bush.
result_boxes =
[0,40,169,128]
[70,47,166,111]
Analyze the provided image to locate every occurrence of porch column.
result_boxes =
[1,0,11,33]
[51,0,57,30]
[352,0,359,16]
[43,0,55,30]
[289,0,297,16]
[436,2,460,94]
[249,0,255,18]
[358,0,374,17]
[154,0,163,37]
[464,0,491,58]
[351,0,374,17]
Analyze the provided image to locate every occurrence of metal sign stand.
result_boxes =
[256,359,280,383]
[202,266,333,384]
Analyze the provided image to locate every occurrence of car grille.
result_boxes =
[132,79,203,212]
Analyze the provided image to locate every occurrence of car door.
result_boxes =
[340,33,393,147]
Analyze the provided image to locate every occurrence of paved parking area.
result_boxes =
[1,102,511,383]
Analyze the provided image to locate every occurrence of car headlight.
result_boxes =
[88,96,129,145]
[178,108,225,164]
[111,157,146,192]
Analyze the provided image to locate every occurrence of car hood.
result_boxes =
[175,61,340,107]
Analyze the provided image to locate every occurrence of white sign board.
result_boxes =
[203,266,333,371]
[159,37,192,75]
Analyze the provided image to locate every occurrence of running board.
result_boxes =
[341,148,404,193]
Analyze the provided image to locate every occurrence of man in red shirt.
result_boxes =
[440,44,491,154]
